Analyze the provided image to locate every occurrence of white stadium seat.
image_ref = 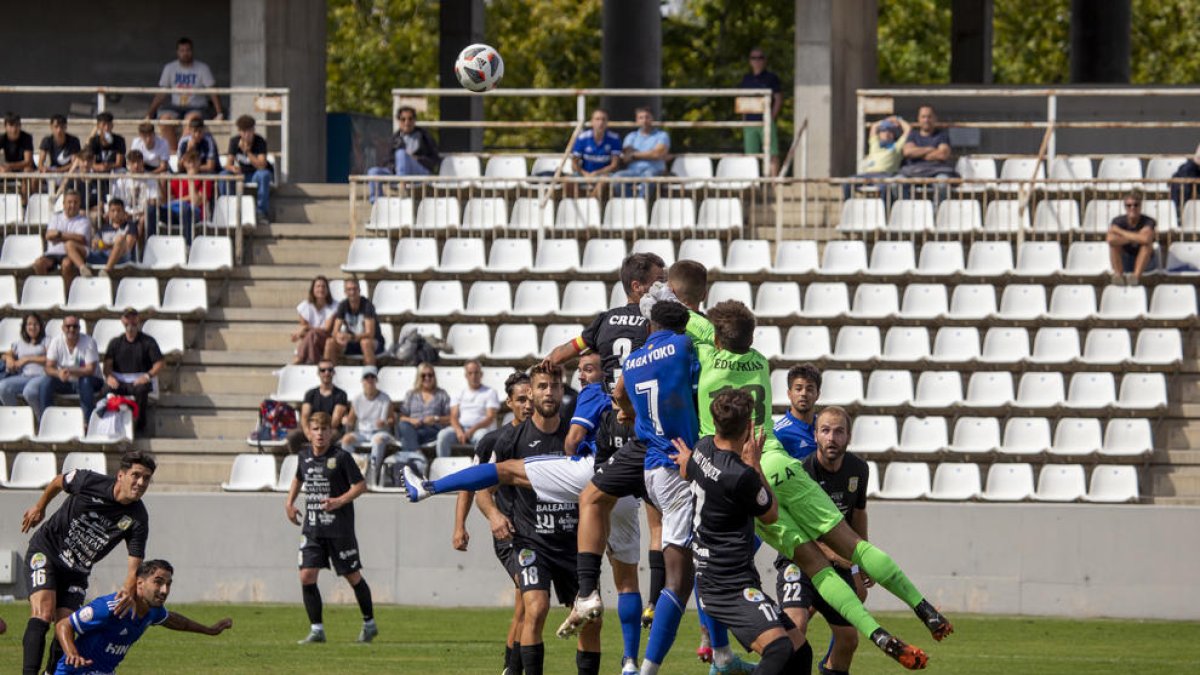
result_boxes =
[603,197,648,232]
[815,370,862,406]
[437,237,487,273]
[677,239,723,271]
[877,462,930,500]
[867,241,916,276]
[143,319,185,357]
[847,416,897,456]
[631,239,675,267]
[947,417,1001,455]
[1,452,57,489]
[1165,241,1200,271]
[929,463,982,500]
[1048,156,1092,192]
[64,277,113,313]
[999,417,1051,456]
[1047,285,1097,320]
[487,238,534,273]
[983,200,1029,233]
[1133,329,1183,366]
[0,193,21,224]
[439,155,482,187]
[273,365,318,402]
[1098,285,1147,320]
[783,326,831,361]
[429,456,474,481]
[90,320,122,356]
[508,198,555,231]
[555,198,601,230]
[390,238,439,273]
[110,277,160,313]
[24,194,53,225]
[534,239,581,273]
[1029,327,1081,365]
[706,282,754,310]
[540,324,585,356]
[900,284,947,319]
[560,281,608,318]
[1082,199,1123,233]
[18,276,65,312]
[443,324,491,360]
[955,156,996,193]
[801,283,850,319]
[980,327,1030,365]
[935,199,982,232]
[414,197,462,231]
[837,198,886,233]
[512,281,560,316]
[850,283,899,319]
[697,198,743,232]
[1034,464,1087,502]
[981,463,1035,501]
[222,454,277,492]
[671,156,713,188]
[579,239,627,273]
[62,452,107,474]
[1015,242,1062,276]
[482,156,527,190]
[866,461,881,497]
[1084,465,1140,503]
[1081,328,1132,365]
[1116,373,1168,411]
[881,327,930,362]
[820,241,868,275]
[372,280,418,316]
[964,372,1014,409]
[1015,372,1065,409]
[1148,284,1197,320]
[833,326,881,362]
[0,235,43,270]
[1101,419,1154,458]
[83,409,134,445]
[649,198,696,232]
[1065,372,1117,411]
[998,158,1044,193]
[1097,155,1142,189]
[0,407,35,444]
[756,282,802,318]
[490,324,539,360]
[714,156,760,190]
[964,241,1014,276]
[415,280,464,317]
[1064,241,1110,276]
[274,454,299,492]
[724,239,771,274]
[863,370,912,407]
[774,241,819,274]
[210,195,257,229]
[186,236,233,272]
[916,241,964,276]
[366,197,414,231]
[160,278,208,315]
[948,285,997,320]
[912,371,962,409]
[1145,156,1187,192]
[894,416,947,454]
[1143,199,1178,231]
[887,199,934,233]
[463,281,513,317]
[35,407,84,444]
[752,326,783,360]
[996,284,1047,320]
[341,237,391,273]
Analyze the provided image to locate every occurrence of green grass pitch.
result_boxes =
[2,604,1198,674]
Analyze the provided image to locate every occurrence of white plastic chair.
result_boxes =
[912,371,962,409]
[677,239,723,271]
[782,326,831,361]
[64,277,113,313]
[490,324,539,360]
[714,156,760,190]
[774,241,819,275]
[413,197,461,231]
[443,324,491,360]
[507,198,555,231]
[963,372,1014,409]
[1098,285,1147,320]
[981,463,1035,501]
[671,156,714,189]
[1015,242,1063,277]
[996,284,1047,320]
[752,326,783,360]
[863,370,914,407]
[341,238,392,273]
[1000,418,1052,456]
[160,278,208,315]
[328,278,369,305]
[533,239,581,273]
[1132,329,1183,366]
[438,155,482,188]
[185,236,232,272]
[1149,285,1197,320]
[603,198,648,232]
[83,409,134,445]
[0,235,43,270]
[983,200,1030,233]
[486,238,534,273]
[34,407,85,444]
[928,463,982,500]
[0,194,21,224]
[899,284,947,319]
[706,282,754,310]
[1081,328,1131,366]
[947,417,1001,455]
[1047,285,1097,320]
[955,156,996,193]
[62,451,107,473]
[1082,199,1123,233]
[0,407,35,444]
[877,462,930,500]
[833,326,881,362]
[1029,327,1080,365]
[1165,241,1200,270]
[1,452,57,489]
[850,284,899,319]
[894,416,947,454]
[847,416,897,456]
[209,195,256,229]
[481,156,527,190]
[1096,156,1142,190]
[1034,464,1087,502]
[414,280,464,317]
[947,285,997,320]
[1101,418,1153,458]
[801,283,850,319]
[372,280,418,316]
[142,319,184,357]
[1064,372,1117,411]
[1015,372,1065,409]
[1084,465,1139,503]
[814,370,862,406]
[1033,200,1080,233]
[221,454,278,491]
[610,283,627,309]
[881,327,930,362]
[273,365,318,402]
[110,277,160,313]
[837,198,886,233]
[756,282,802,318]
[1064,242,1110,276]
[560,281,608,318]
[366,197,414,231]
[437,237,487,273]
[934,199,982,232]
[631,239,675,267]
[724,239,770,274]
[649,198,697,232]
[428,456,474,481]
[997,157,1045,193]
[915,241,964,276]
[18,276,65,312]
[540,324,586,356]
[89,319,122,356]
[555,198,602,231]
[1116,373,1168,411]
[1047,156,1093,192]
[866,461,881,497]
[512,280,560,316]
[1143,199,1179,232]
[463,281,513,317]
[964,241,1014,276]
[377,365,417,400]
[1145,156,1187,192]
[696,198,743,232]
[274,454,299,492]
[820,241,868,275]
[887,199,934,233]
[867,241,916,276]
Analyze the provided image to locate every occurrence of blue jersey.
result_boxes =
[56,593,168,674]
[620,329,700,470]
[569,382,611,457]
[571,128,621,172]
[773,410,816,461]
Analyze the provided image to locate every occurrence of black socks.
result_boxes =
[352,577,374,622]
[576,552,603,597]
[22,617,49,675]
[520,643,545,675]
[301,583,323,625]
[576,649,602,675]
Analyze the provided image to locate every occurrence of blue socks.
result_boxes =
[644,589,686,665]
[430,463,499,494]
[617,592,642,661]
[694,582,729,649]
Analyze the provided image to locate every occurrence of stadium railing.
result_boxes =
[0,85,291,183]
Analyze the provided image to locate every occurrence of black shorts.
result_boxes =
[590,439,648,501]
[494,537,520,582]
[298,535,363,575]
[514,543,578,606]
[697,578,795,651]
[25,548,88,611]
[774,560,853,627]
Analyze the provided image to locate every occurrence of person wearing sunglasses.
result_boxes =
[287,359,349,454]
[739,48,784,177]
[1107,189,1158,286]
[31,315,103,425]
[395,363,450,461]
[365,106,441,203]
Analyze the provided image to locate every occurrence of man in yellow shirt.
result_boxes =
[843,116,910,202]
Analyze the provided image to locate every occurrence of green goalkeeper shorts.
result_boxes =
[755,446,844,556]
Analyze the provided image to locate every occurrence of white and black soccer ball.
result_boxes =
[454,43,504,93]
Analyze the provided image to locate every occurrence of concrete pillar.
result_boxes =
[1070,0,1131,83]
[795,0,877,178]
[230,0,327,182]
[602,0,662,121]
[951,0,993,84]
[439,0,484,152]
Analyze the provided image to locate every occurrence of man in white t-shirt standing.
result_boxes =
[338,366,396,486]
[30,315,103,424]
[31,190,92,286]
[435,360,500,458]
[147,37,224,153]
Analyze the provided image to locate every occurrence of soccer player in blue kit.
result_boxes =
[773,364,821,461]
[54,559,231,674]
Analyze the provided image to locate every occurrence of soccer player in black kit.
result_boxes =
[20,450,156,675]
[492,364,601,675]
[285,411,376,645]
[674,389,814,675]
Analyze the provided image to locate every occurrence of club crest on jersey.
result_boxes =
[743,588,765,603]
[848,476,859,493]
[327,458,338,469]
[784,564,802,583]
[30,552,46,570]
[117,516,133,531]
[518,549,537,567]
[756,487,770,507]
[79,606,93,622]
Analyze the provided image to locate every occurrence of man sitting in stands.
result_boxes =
[176,117,220,174]
[287,359,349,454]
[325,279,384,366]
[102,308,165,434]
[1107,189,1157,286]
[366,106,441,203]
[570,108,621,197]
[435,360,499,458]
[32,190,92,286]
[31,314,103,424]
[86,199,138,274]
[612,107,670,197]
[338,365,395,485]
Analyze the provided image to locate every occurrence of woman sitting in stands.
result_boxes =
[0,313,48,408]
[394,362,450,459]
[292,276,337,365]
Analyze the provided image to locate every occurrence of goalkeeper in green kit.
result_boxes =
[655,285,953,670]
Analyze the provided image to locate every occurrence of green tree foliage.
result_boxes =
[327,0,439,118]
[1132,0,1200,83]
[877,0,951,84]
[992,0,1069,84]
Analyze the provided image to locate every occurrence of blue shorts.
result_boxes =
[344,337,385,357]
[1120,246,1159,273]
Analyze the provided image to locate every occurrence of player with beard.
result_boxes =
[20,451,156,675]
[774,364,820,461]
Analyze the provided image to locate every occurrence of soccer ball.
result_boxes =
[454,44,504,93]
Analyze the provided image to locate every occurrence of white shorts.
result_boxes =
[524,454,642,565]
[644,466,695,549]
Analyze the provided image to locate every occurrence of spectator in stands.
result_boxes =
[38,114,81,176]
[32,190,91,285]
[32,314,102,424]
[366,106,441,203]
[570,108,621,197]
[292,276,337,365]
[434,360,499,458]
[1108,189,1157,286]
[844,115,911,202]
[613,107,670,197]
[286,359,349,454]
[395,362,450,459]
[56,146,104,212]
[165,150,212,243]
[220,115,272,222]
[148,37,224,152]
[101,308,164,434]
[339,365,396,485]
[176,117,220,174]
[112,150,161,241]
[86,199,137,274]
[739,47,784,177]
[0,112,34,175]
[325,279,384,366]
[0,313,47,407]
[900,105,956,200]
[88,112,126,172]
[1169,143,1200,210]
[130,122,171,175]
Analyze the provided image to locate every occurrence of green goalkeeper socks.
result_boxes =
[851,540,925,609]
[811,566,882,638]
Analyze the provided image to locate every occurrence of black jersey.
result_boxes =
[494,418,577,551]
[594,408,635,466]
[688,437,773,592]
[802,451,869,518]
[29,469,149,575]
[296,446,364,538]
[476,424,516,522]
[580,303,650,387]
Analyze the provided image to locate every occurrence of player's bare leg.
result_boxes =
[520,589,551,675]
[823,624,860,673]
[819,521,953,641]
